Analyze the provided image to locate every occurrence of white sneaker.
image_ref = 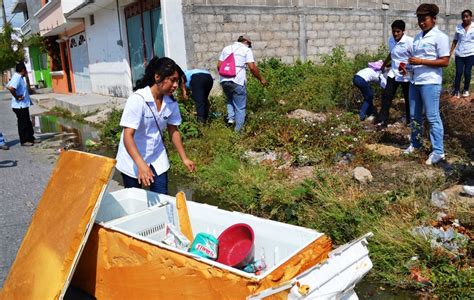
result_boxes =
[462,91,470,97]
[453,91,461,98]
[462,185,474,196]
[403,145,419,155]
[425,152,445,165]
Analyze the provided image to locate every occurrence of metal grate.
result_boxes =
[138,223,165,237]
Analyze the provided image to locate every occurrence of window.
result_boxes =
[90,14,95,26]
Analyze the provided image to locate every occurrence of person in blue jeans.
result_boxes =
[115,57,196,194]
[353,61,386,121]
[181,69,214,123]
[449,9,473,98]
[402,4,450,165]
[217,35,267,131]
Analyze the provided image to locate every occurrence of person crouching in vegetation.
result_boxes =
[116,57,196,194]
[377,20,413,129]
[449,9,473,99]
[353,60,387,121]
[402,3,450,165]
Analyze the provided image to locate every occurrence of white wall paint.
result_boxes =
[161,0,187,69]
[84,2,132,97]
[62,0,84,15]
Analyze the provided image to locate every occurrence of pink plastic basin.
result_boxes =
[216,223,255,268]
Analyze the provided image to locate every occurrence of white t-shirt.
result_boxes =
[388,34,413,82]
[356,68,386,88]
[453,23,474,57]
[115,86,182,178]
[412,26,450,85]
[219,42,255,86]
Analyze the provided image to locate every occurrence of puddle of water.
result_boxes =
[33,114,101,152]
[355,279,422,299]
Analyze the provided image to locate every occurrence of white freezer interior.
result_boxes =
[96,188,324,277]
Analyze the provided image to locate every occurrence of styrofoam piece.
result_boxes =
[287,233,373,300]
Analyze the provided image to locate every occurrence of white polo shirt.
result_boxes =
[453,23,474,57]
[388,34,413,82]
[7,72,32,109]
[412,26,450,85]
[116,86,182,178]
[219,42,255,86]
[356,68,386,88]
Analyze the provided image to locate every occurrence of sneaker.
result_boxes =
[462,185,474,196]
[462,91,470,98]
[375,121,387,130]
[425,152,445,165]
[21,142,34,146]
[453,91,460,99]
[0,144,9,150]
[366,115,376,122]
[403,144,419,155]
[33,139,41,144]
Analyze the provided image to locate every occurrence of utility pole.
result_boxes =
[1,0,7,26]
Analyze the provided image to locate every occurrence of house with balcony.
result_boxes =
[11,0,51,88]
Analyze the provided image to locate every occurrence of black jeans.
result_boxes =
[454,55,474,93]
[378,77,410,124]
[190,73,213,122]
[12,107,35,144]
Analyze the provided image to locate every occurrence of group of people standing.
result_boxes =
[354,4,472,165]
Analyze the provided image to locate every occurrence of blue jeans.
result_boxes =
[221,81,247,131]
[454,55,474,93]
[121,165,169,194]
[353,75,375,120]
[409,83,444,155]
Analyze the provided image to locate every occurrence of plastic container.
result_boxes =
[216,223,254,268]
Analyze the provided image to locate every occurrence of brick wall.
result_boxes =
[182,0,472,70]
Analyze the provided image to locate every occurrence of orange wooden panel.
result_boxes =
[0,151,115,300]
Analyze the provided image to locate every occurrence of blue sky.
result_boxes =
[2,0,24,27]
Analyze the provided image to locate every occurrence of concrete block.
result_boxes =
[317,15,329,22]
[246,15,260,23]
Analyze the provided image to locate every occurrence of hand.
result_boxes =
[182,92,189,101]
[408,57,423,65]
[16,96,24,101]
[183,158,196,172]
[260,78,268,86]
[137,162,155,186]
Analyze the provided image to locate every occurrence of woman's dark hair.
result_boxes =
[135,57,183,90]
[461,10,472,17]
[391,20,406,31]
[15,62,26,73]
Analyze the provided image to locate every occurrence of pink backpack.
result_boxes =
[219,52,236,77]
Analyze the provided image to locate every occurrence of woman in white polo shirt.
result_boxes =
[449,9,473,98]
[116,57,195,194]
[402,4,450,165]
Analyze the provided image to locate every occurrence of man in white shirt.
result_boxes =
[378,20,414,128]
[217,35,267,131]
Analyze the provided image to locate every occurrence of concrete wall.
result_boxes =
[182,0,473,71]
[84,1,133,98]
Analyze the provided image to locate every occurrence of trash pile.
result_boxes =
[412,215,472,255]
[162,221,266,275]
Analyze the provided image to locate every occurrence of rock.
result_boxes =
[353,166,373,184]
[243,150,277,165]
[287,109,327,124]
[288,166,315,183]
[431,191,449,209]
[365,143,401,157]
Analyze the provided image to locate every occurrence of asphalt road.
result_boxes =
[0,92,57,287]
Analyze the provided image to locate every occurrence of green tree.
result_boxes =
[0,24,25,72]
